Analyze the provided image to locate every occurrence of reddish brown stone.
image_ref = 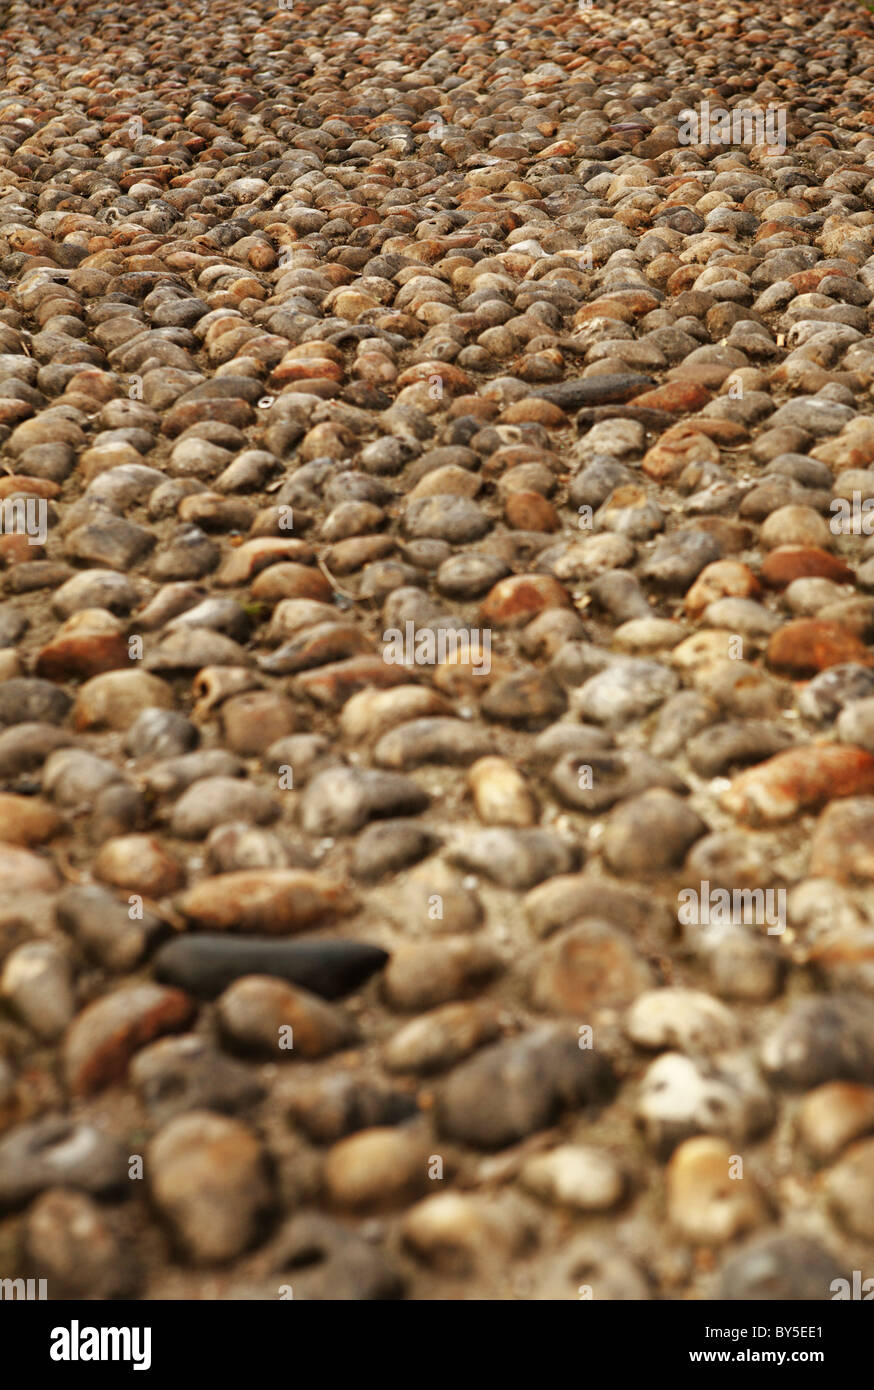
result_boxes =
[395,361,473,394]
[499,399,569,427]
[215,538,313,586]
[600,289,662,316]
[161,397,255,437]
[642,425,720,481]
[787,267,835,293]
[176,869,357,932]
[65,985,195,1097]
[220,690,298,755]
[798,1082,874,1160]
[482,445,564,478]
[270,622,374,672]
[766,619,873,677]
[448,395,499,421]
[324,535,395,574]
[504,491,560,531]
[0,400,33,427]
[754,221,808,242]
[0,532,43,564]
[0,477,59,500]
[36,627,129,681]
[532,923,654,1015]
[629,381,712,414]
[665,363,734,390]
[0,794,62,846]
[408,466,480,501]
[434,650,513,696]
[761,546,856,590]
[723,745,874,825]
[250,563,334,603]
[666,265,703,295]
[812,433,874,471]
[62,369,120,403]
[279,339,342,362]
[685,419,749,446]
[480,574,573,628]
[573,300,636,326]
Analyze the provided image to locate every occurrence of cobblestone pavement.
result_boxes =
[0,0,873,1300]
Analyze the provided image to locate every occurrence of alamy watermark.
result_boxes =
[382,620,491,675]
[830,493,874,534]
[831,1271,874,1299]
[0,1276,47,1299]
[678,101,786,151]
[0,497,47,545]
[678,880,786,935]
[50,1321,151,1371]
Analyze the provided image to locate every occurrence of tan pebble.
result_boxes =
[339,684,451,742]
[73,669,174,731]
[0,793,62,846]
[402,1191,533,1273]
[798,1083,874,1162]
[383,938,502,1012]
[94,834,184,898]
[324,1127,431,1211]
[667,1136,766,1243]
[468,755,538,827]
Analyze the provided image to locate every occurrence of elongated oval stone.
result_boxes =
[154,934,388,1000]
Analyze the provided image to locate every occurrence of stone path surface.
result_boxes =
[0,0,873,1300]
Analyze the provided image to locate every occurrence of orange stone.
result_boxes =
[629,381,712,414]
[271,356,345,385]
[395,361,473,394]
[0,400,33,427]
[433,650,513,696]
[36,629,129,681]
[0,477,59,500]
[573,300,636,327]
[65,986,195,1097]
[480,574,573,628]
[215,538,313,585]
[683,419,749,446]
[642,425,720,481]
[500,399,569,427]
[787,267,835,294]
[504,491,560,531]
[250,563,334,603]
[723,745,874,825]
[449,395,499,421]
[161,397,255,437]
[597,289,662,318]
[766,619,873,677]
[0,532,42,564]
[665,363,734,390]
[761,547,856,590]
[666,265,703,295]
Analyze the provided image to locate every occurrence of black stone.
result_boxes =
[154,934,389,1000]
[532,372,655,410]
